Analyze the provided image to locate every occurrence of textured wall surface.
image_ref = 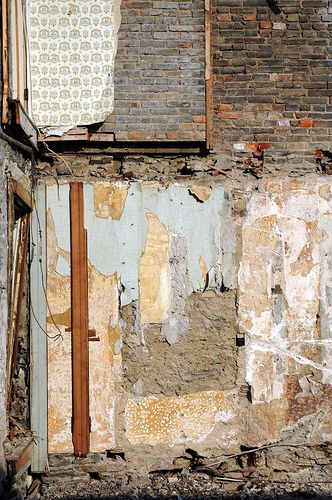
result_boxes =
[213,0,332,174]
[102,0,206,141]
[45,178,332,476]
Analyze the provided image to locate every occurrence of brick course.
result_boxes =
[212,0,332,174]
[103,0,206,142]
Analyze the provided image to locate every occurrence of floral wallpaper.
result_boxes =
[29,1,116,127]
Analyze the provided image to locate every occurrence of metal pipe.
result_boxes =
[0,127,34,154]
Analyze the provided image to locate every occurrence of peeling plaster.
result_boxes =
[139,213,170,325]
[84,182,228,305]
[239,179,332,404]
[124,390,235,447]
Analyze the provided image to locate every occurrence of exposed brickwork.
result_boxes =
[103,0,206,142]
[213,0,332,174]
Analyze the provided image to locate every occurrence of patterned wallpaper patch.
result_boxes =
[29,1,116,127]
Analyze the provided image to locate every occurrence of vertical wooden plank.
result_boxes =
[70,183,90,457]
[30,183,48,472]
[8,213,30,404]
[1,0,9,123]
[205,0,213,150]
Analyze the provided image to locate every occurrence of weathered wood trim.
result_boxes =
[205,0,213,150]
[30,183,48,472]
[70,182,90,457]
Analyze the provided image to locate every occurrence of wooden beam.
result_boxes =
[69,182,90,457]
[12,180,34,209]
[205,0,213,150]
[30,184,48,473]
[7,213,30,406]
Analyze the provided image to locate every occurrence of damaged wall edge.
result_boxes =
[30,183,48,473]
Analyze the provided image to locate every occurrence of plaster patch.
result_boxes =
[189,185,212,202]
[139,213,170,325]
[94,183,128,220]
[124,390,233,446]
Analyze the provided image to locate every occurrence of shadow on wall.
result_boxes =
[0,466,19,500]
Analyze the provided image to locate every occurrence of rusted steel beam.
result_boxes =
[205,0,213,150]
[70,182,90,457]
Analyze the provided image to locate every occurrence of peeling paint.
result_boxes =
[94,184,128,220]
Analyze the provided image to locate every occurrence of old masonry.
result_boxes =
[0,0,332,497]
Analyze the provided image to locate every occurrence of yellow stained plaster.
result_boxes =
[47,205,120,452]
[93,184,128,220]
[47,210,72,453]
[125,391,233,446]
[88,267,119,451]
[139,213,170,325]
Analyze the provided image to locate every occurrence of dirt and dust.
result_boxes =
[39,471,332,500]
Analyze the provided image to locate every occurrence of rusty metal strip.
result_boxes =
[205,0,213,150]
[2,0,9,122]
[70,182,90,457]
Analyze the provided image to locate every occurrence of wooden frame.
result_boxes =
[70,182,90,457]
[205,0,213,150]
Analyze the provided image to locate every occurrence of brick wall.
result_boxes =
[102,0,206,142]
[213,0,332,175]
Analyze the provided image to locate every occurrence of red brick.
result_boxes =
[219,104,233,111]
[243,13,256,21]
[177,41,193,49]
[218,111,241,119]
[193,115,206,123]
[259,21,271,29]
[128,132,142,140]
[217,14,232,22]
[299,119,314,127]
[130,102,138,108]
[259,142,271,150]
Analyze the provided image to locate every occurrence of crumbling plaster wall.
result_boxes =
[43,172,332,476]
[0,139,31,490]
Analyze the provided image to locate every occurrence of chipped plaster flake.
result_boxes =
[189,185,212,202]
[93,183,128,220]
[124,391,233,446]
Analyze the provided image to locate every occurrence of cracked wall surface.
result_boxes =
[45,177,332,474]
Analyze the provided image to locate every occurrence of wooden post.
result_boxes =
[205,0,213,150]
[69,182,90,457]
